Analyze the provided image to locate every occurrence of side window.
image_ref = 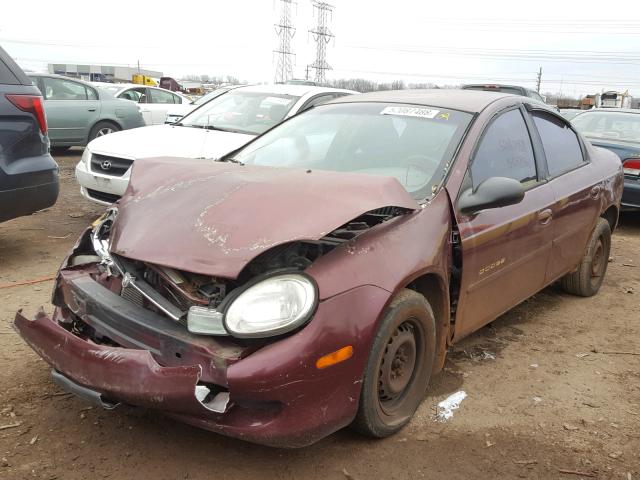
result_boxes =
[150,88,178,104]
[532,111,585,177]
[86,86,98,100]
[171,93,182,104]
[42,78,89,100]
[471,109,537,187]
[118,88,147,103]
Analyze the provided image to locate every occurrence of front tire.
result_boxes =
[88,121,120,143]
[560,218,611,297]
[352,289,436,438]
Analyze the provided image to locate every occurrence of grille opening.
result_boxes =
[90,154,134,177]
[86,188,121,204]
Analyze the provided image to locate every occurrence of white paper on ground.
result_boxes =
[436,390,467,421]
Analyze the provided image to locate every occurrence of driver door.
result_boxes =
[453,107,555,340]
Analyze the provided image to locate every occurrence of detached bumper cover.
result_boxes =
[15,311,206,415]
[15,270,391,447]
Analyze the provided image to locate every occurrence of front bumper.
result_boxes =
[622,176,640,210]
[15,268,391,447]
[75,158,130,205]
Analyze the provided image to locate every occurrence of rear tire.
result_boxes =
[560,218,611,297]
[88,121,120,143]
[352,289,436,438]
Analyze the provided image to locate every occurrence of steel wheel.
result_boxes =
[590,236,606,289]
[352,289,436,438]
[560,218,611,297]
[378,321,418,415]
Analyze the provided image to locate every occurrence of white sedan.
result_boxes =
[96,83,192,125]
[76,84,356,205]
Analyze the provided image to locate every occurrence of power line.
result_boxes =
[308,1,334,84]
[273,0,296,83]
[342,44,640,65]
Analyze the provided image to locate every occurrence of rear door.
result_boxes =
[527,109,601,282]
[117,87,152,124]
[147,88,182,124]
[37,76,100,143]
[454,106,555,339]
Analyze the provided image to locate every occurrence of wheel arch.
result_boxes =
[601,204,618,232]
[86,118,122,144]
[401,271,450,375]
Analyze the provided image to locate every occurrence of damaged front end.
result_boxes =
[15,163,418,447]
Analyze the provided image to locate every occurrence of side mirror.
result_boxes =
[458,176,525,214]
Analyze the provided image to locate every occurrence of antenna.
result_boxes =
[274,0,296,83]
[308,1,334,85]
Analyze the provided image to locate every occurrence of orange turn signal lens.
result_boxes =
[315,346,354,369]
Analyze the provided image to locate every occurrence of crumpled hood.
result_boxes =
[88,124,254,160]
[110,157,418,279]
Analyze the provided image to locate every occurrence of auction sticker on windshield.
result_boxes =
[381,106,440,119]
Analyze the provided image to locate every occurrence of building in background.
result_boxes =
[47,64,162,83]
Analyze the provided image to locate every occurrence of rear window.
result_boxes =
[463,85,524,96]
[572,111,640,143]
[533,111,585,177]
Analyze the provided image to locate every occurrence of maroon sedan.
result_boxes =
[15,90,623,447]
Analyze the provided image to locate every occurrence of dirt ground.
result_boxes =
[1,149,639,480]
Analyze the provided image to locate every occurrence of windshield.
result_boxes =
[233,102,473,200]
[181,90,300,135]
[193,88,229,106]
[572,111,640,142]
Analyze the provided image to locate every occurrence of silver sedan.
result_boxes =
[28,73,145,149]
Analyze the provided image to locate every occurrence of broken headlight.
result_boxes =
[224,273,317,338]
[91,207,118,268]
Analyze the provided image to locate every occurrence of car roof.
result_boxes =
[462,83,530,92]
[232,84,357,96]
[577,108,640,115]
[28,72,97,88]
[327,88,517,114]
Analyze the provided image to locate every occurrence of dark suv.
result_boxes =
[0,46,59,222]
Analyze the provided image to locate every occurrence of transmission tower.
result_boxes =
[274,0,296,84]
[308,1,334,84]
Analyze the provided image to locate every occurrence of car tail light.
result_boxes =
[5,94,48,134]
[623,159,640,176]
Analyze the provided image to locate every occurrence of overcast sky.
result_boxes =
[2,0,640,97]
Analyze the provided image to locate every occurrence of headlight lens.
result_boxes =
[224,274,317,338]
[80,147,91,165]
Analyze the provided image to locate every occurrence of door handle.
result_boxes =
[590,185,602,199]
[538,209,553,225]
[88,108,96,112]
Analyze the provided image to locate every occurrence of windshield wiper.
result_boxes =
[216,157,243,165]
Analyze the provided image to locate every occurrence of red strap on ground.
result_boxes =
[0,275,56,289]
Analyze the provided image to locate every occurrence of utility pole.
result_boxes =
[536,67,542,93]
[274,0,296,84]
[308,1,334,85]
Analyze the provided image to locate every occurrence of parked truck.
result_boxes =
[132,74,158,86]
